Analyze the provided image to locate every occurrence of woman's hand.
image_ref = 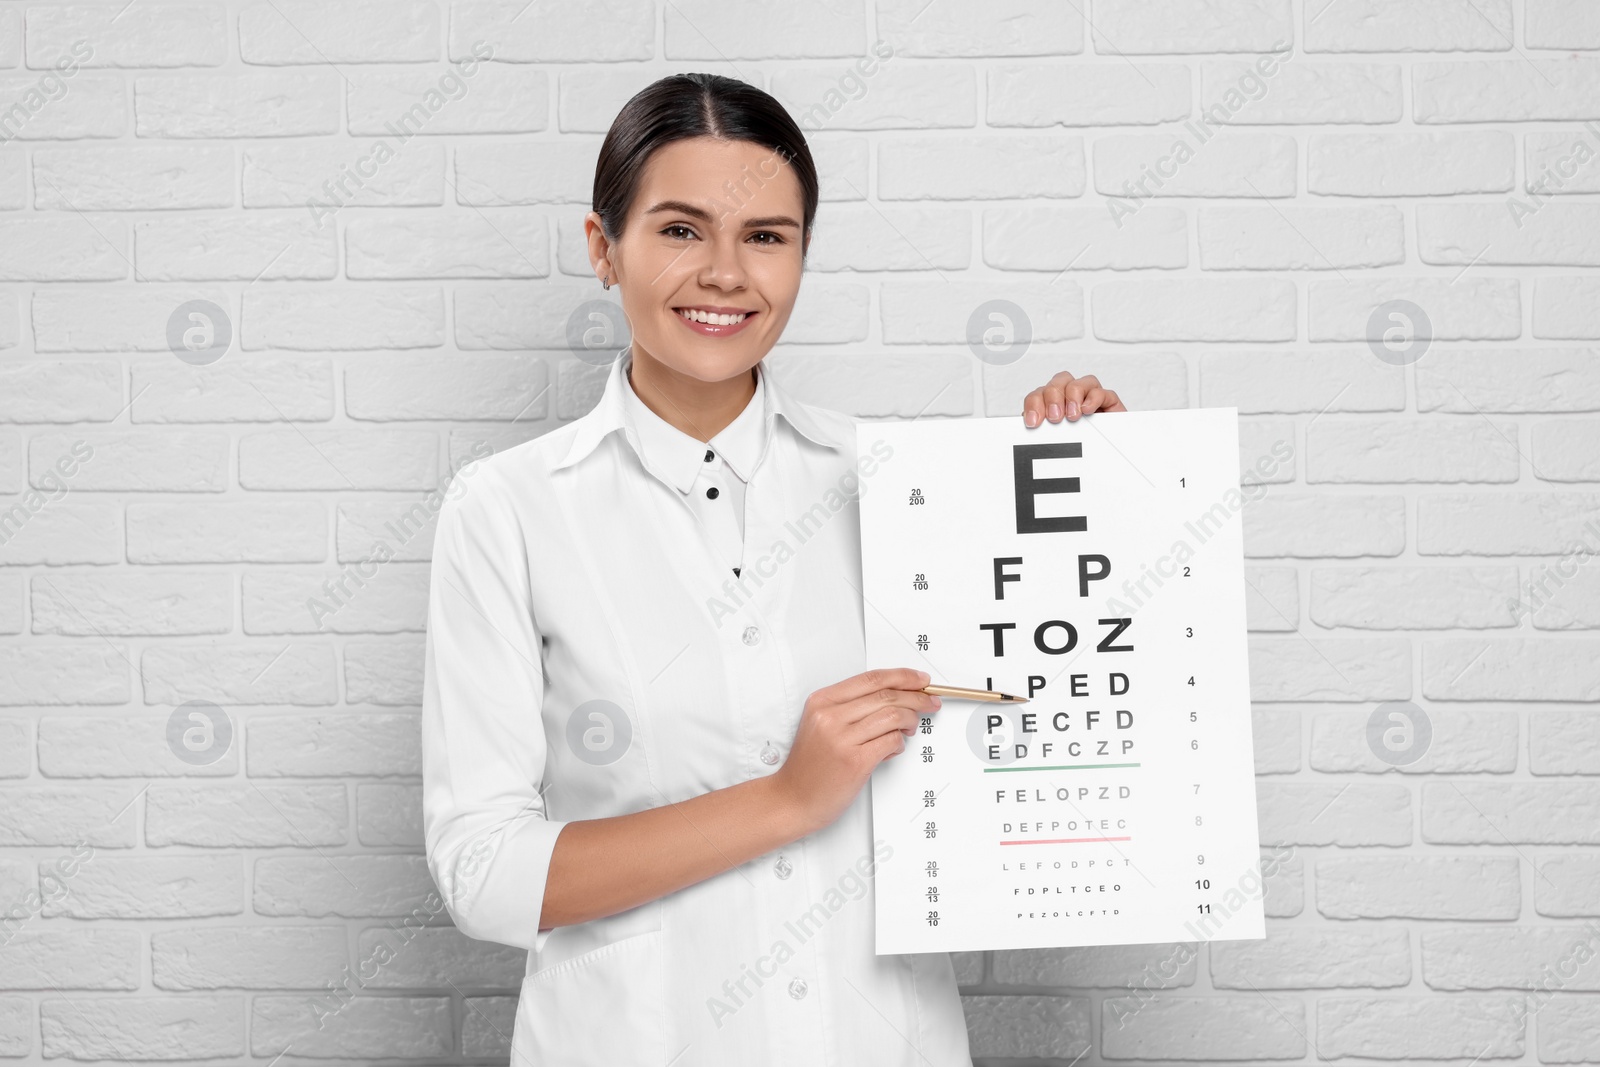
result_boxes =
[1022,371,1128,427]
[771,667,943,835]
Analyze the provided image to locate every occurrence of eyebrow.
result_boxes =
[644,199,802,231]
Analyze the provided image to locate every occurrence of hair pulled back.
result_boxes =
[592,73,819,257]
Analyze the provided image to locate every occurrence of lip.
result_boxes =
[673,306,758,338]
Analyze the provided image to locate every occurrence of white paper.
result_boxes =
[858,408,1266,955]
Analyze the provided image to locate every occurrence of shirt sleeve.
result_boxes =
[421,466,568,954]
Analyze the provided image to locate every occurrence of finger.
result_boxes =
[846,705,923,747]
[1045,384,1069,423]
[1023,371,1078,426]
[1039,380,1072,424]
[1022,395,1043,428]
[847,686,939,731]
[1082,387,1127,414]
[1063,375,1101,421]
[873,728,908,762]
[1023,386,1057,427]
[817,667,930,709]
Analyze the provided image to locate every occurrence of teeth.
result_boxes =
[679,308,748,326]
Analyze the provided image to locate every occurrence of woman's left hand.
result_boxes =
[1022,371,1128,427]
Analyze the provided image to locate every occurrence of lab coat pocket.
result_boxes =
[516,927,667,1066]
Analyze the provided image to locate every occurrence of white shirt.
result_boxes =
[421,347,974,1067]
[618,357,763,578]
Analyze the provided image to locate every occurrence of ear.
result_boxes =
[584,210,614,282]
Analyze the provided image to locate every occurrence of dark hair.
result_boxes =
[592,73,819,257]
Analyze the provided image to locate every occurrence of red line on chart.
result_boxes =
[999,836,1133,845]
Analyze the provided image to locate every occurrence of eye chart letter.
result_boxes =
[860,409,1266,955]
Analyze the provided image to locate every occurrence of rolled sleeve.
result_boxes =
[421,467,568,954]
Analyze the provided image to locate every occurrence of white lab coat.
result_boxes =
[421,347,974,1066]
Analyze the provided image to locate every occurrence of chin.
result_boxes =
[653,337,762,382]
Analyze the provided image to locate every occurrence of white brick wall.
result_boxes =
[0,0,1597,1062]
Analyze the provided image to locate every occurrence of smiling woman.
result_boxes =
[584,77,820,435]
[420,71,1121,1067]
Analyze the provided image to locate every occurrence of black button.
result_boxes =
[704,449,715,462]
[733,567,741,577]
[706,487,719,499]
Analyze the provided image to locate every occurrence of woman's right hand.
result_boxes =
[770,667,943,835]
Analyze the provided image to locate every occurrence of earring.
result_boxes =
[602,274,612,290]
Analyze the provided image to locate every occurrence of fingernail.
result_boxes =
[1047,402,1061,420]
[1024,408,1039,428]
[1066,400,1079,419]
[931,696,941,707]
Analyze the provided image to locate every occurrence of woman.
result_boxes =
[421,72,1126,1067]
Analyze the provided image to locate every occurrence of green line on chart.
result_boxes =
[982,762,1142,773]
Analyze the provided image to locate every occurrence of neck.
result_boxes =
[625,346,758,444]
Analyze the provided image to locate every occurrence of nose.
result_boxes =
[696,228,750,292]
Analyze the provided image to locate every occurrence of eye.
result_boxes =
[661,224,698,240]
[749,231,784,245]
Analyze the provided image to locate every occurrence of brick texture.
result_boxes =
[0,2,1595,1064]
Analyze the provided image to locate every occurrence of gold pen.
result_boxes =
[921,684,1029,703]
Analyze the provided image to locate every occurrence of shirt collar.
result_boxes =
[553,346,850,482]
[621,349,765,493]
